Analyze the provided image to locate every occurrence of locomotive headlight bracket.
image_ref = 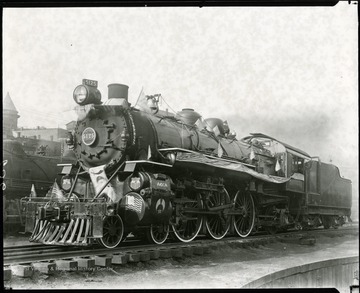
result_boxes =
[73,79,102,105]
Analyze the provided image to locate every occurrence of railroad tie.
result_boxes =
[3,266,12,281]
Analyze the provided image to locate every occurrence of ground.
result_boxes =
[3,231,359,290]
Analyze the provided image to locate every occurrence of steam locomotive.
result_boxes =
[2,138,76,229]
[22,79,352,248]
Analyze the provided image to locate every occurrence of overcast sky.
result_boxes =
[3,4,358,185]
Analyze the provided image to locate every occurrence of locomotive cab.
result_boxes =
[241,133,313,180]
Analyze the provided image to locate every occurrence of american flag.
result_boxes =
[50,180,66,201]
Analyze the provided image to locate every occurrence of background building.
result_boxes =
[66,121,77,132]
[3,92,20,138]
[3,92,70,156]
[14,127,68,141]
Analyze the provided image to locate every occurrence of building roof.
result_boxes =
[66,120,76,126]
[4,92,18,112]
[18,127,67,131]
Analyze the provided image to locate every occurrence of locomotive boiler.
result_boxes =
[22,79,352,248]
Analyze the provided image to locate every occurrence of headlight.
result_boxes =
[73,79,102,105]
[73,85,88,104]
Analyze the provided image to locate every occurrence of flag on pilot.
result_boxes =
[30,184,37,198]
[49,180,66,201]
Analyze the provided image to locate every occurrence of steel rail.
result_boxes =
[3,225,358,266]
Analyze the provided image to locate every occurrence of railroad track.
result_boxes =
[4,224,358,267]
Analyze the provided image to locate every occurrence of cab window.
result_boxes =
[292,156,304,174]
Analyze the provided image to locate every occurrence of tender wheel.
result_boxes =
[295,222,303,230]
[265,225,278,234]
[333,216,340,229]
[172,194,203,242]
[322,215,331,229]
[205,188,231,240]
[147,223,169,245]
[98,215,124,249]
[338,216,346,227]
[233,190,255,237]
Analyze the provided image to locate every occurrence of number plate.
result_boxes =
[82,79,98,87]
[82,127,96,146]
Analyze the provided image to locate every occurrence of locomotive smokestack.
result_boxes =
[108,84,129,101]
